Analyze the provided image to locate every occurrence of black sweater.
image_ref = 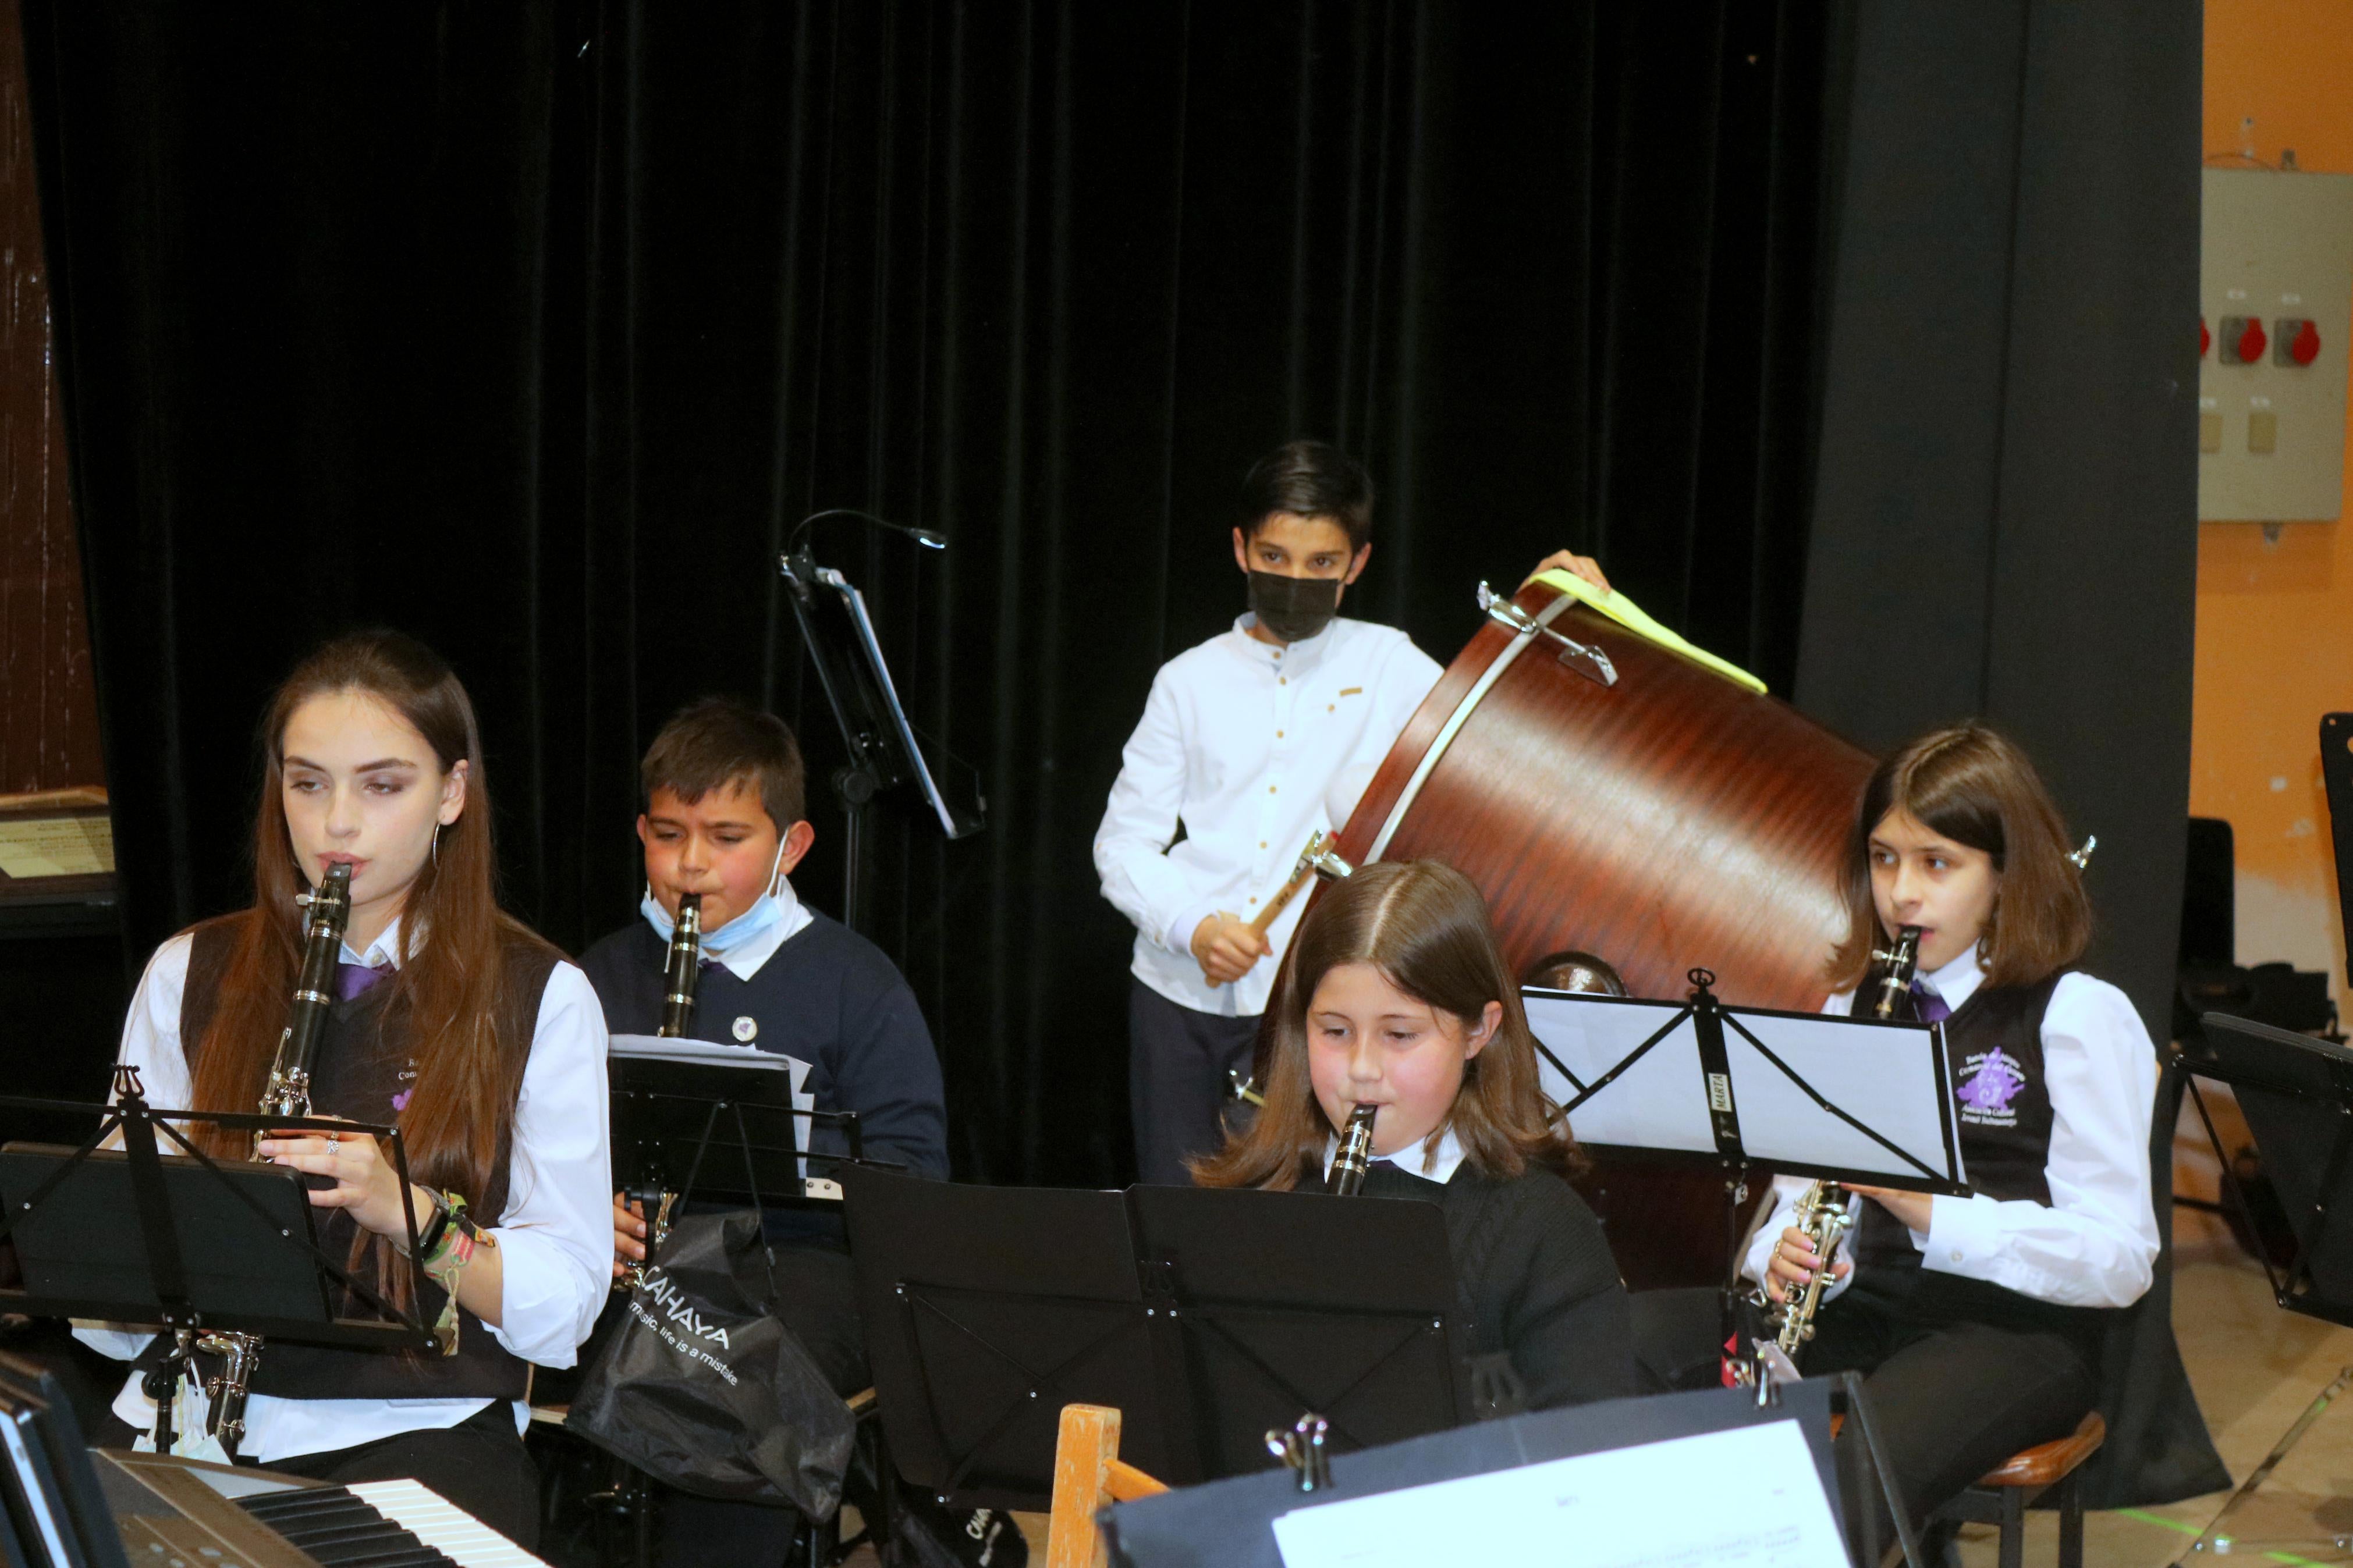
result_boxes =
[578,912,950,1185]
[1360,1162,1634,1411]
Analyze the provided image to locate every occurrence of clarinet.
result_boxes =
[658,892,704,1039]
[1869,924,1923,1023]
[258,861,355,1132]
[1327,1104,1379,1196]
[621,894,704,1291]
[1766,923,1923,1356]
[200,861,357,1461]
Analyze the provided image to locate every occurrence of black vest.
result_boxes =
[1851,970,2104,1340]
[171,919,559,1402]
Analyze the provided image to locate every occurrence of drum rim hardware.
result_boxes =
[1477,580,1617,689]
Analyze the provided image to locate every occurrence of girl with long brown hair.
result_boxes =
[1193,859,1632,1411]
[1741,723,2174,1541]
[79,632,611,1548]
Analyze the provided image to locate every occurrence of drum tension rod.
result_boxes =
[1476,582,1618,689]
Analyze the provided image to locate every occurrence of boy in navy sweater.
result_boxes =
[580,696,949,1208]
[579,702,1006,1565]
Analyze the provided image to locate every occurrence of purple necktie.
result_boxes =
[335,960,396,1001]
[1910,980,1951,1024]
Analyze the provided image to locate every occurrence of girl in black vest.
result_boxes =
[81,632,612,1549]
[1192,859,1633,1411]
[1752,723,2157,1542]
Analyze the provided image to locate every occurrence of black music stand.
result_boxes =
[1101,1376,1871,1568]
[0,1069,436,1459]
[1523,968,1965,1566]
[842,1169,1467,1513]
[2171,1013,2353,1560]
[778,539,984,930]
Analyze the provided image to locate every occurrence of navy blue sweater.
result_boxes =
[578,912,950,1189]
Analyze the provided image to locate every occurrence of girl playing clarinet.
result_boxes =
[80,631,611,1549]
[1193,858,1633,1410]
[1749,723,2159,1542]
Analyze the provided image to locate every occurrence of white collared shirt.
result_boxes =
[647,877,816,983]
[1321,1123,1469,1185]
[1094,613,1442,1017]
[1741,943,2159,1309]
[77,916,614,1462]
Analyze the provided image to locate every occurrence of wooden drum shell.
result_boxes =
[1332,577,1875,1285]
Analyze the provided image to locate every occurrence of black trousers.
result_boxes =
[1127,976,1261,1186]
[1807,1279,2098,1546]
[97,1399,540,1551]
[1630,1281,2098,1545]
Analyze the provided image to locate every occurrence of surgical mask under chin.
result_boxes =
[640,844,790,954]
[1247,570,1341,643]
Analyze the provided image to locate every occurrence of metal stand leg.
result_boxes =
[1997,1488,2023,1568]
[2058,1474,2085,1568]
[2175,1362,2353,1563]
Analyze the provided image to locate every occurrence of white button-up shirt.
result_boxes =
[78,916,613,1462]
[1094,613,1442,1017]
[1741,943,2160,1309]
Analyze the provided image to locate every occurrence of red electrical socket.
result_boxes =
[2219,316,2267,363]
[2274,318,2322,367]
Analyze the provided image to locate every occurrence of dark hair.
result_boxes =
[641,698,807,831]
[1192,861,1575,1191]
[1827,723,2092,991]
[186,631,549,1310]
[1523,950,1629,998]
[1238,440,1375,551]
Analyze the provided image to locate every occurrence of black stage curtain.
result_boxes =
[1795,1,2202,1041]
[26,2,1836,1186]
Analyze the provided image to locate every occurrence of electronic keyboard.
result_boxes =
[93,1448,549,1567]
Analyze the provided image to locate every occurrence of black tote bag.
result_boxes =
[567,1208,856,1518]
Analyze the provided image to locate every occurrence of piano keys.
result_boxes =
[93,1448,547,1568]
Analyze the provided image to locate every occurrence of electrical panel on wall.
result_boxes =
[2200,168,2353,521]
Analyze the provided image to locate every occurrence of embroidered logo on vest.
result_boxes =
[1955,1046,2027,1126]
[392,1059,419,1114]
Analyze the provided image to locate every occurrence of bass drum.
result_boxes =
[1330,576,1874,1288]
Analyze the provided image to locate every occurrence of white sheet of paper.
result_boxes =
[0,815,113,878]
[1522,992,1716,1154]
[610,1033,817,1178]
[787,1055,815,1181]
[1270,1418,1845,1568]
[1724,1013,1962,1185]
[608,1032,792,1070]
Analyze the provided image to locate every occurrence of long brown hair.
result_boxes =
[186,632,540,1226]
[1826,722,2091,992]
[1191,860,1574,1191]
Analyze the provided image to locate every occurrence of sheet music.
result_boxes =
[1270,1418,1845,1567]
[1723,1013,1962,1185]
[610,1033,815,1178]
[1522,993,1717,1154]
[609,1032,792,1069]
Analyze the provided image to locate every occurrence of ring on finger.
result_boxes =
[326,1131,340,1145]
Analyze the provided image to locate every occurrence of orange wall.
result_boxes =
[2197,1,2353,1009]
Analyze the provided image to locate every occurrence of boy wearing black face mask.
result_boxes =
[1094,440,1605,1185]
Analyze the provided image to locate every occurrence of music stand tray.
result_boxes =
[0,1073,438,1457]
[1522,976,1968,1196]
[1102,1378,1848,1568]
[842,1168,1465,1512]
[2171,1013,2353,1560]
